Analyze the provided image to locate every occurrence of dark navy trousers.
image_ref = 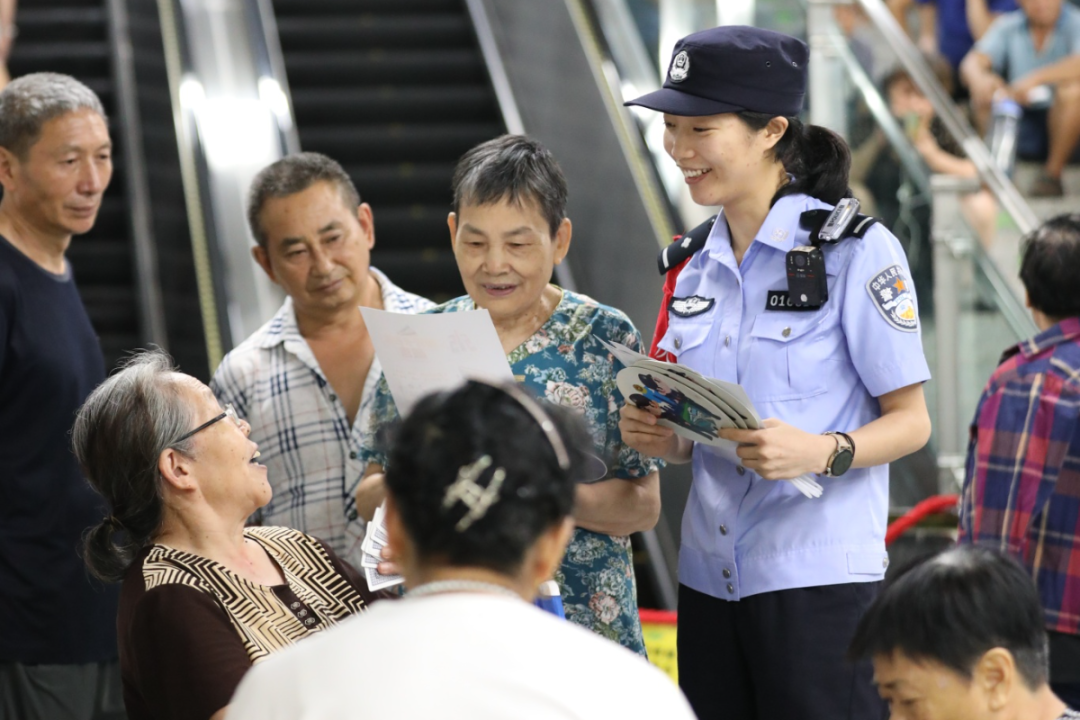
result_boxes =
[677,582,886,720]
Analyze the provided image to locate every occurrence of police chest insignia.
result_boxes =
[765,290,817,311]
[866,264,918,332]
[669,51,690,83]
[670,295,714,317]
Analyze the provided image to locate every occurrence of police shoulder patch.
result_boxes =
[670,295,714,317]
[866,264,918,332]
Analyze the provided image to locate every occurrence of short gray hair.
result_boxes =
[0,72,107,159]
[247,152,361,247]
[74,349,195,583]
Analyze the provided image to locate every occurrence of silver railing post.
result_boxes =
[931,174,980,494]
[807,0,850,139]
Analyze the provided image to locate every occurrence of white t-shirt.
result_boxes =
[227,593,695,720]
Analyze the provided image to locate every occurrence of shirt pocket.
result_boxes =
[745,312,837,402]
[658,307,716,361]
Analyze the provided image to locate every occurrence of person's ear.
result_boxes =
[552,218,572,266]
[532,517,575,584]
[158,447,197,493]
[0,146,19,191]
[973,648,1014,712]
[447,212,459,250]
[356,202,376,251]
[1025,290,1033,310]
[383,494,414,575]
[761,116,789,151]
[251,244,277,284]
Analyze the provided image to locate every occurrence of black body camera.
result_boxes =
[786,246,828,308]
[783,198,862,310]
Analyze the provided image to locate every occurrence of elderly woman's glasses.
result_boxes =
[175,403,242,443]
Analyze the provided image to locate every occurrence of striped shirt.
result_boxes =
[960,317,1080,636]
[211,268,433,569]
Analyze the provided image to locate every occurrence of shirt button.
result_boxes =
[723,569,731,579]
[727,583,735,594]
[736,466,746,476]
[782,327,792,338]
[329,393,337,402]
[349,451,358,460]
[719,524,728,535]
[674,336,682,350]
[347,509,357,521]
[724,335,731,347]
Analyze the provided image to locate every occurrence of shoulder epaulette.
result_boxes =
[798,208,879,244]
[657,214,717,275]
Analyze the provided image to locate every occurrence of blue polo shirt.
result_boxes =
[657,194,931,601]
[917,0,1017,70]
[976,3,1080,82]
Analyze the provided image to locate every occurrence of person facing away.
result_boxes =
[0,72,122,720]
[74,349,384,720]
[210,152,434,571]
[228,380,695,720]
[961,0,1080,196]
[850,545,1079,720]
[355,134,662,654]
[960,213,1080,707]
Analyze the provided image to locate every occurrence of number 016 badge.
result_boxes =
[866,264,918,332]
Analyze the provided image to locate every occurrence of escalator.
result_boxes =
[272,0,505,302]
[8,0,139,371]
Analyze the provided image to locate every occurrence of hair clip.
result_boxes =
[443,454,507,532]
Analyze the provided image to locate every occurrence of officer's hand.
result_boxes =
[719,418,834,480]
[619,402,683,461]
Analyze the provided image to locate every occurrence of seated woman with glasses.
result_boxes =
[226,380,695,720]
[73,350,382,720]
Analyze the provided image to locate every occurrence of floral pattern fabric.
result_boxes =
[359,288,660,654]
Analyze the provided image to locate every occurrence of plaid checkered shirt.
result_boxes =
[211,268,434,570]
[959,316,1080,635]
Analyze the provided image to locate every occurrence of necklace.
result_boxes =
[406,579,521,601]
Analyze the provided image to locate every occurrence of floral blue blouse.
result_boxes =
[359,288,660,654]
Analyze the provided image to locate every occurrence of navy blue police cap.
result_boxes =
[625,26,809,117]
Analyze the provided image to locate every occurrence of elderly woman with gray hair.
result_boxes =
[74,350,381,720]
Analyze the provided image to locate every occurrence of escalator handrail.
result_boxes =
[854,0,1041,236]
[106,0,169,350]
[251,0,301,156]
[820,6,1038,338]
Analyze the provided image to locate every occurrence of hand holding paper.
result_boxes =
[599,337,824,499]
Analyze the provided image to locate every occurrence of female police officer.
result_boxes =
[620,26,932,720]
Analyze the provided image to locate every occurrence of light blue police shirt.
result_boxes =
[657,194,931,601]
[975,4,1080,83]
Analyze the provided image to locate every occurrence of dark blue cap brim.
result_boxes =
[624,87,746,116]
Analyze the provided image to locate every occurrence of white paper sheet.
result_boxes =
[361,307,515,416]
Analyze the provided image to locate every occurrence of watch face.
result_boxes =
[831,449,854,477]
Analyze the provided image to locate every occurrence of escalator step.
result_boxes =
[274,0,462,15]
[276,14,471,50]
[369,205,452,252]
[299,123,503,164]
[347,163,456,206]
[370,248,464,299]
[291,85,497,125]
[282,50,486,87]
[8,42,110,78]
[69,240,135,286]
[18,8,107,43]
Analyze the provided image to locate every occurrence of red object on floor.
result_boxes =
[885,494,960,547]
[639,608,678,625]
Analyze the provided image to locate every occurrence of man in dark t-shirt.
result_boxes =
[0,73,121,720]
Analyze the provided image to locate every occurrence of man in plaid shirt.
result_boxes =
[960,213,1080,706]
[212,153,433,571]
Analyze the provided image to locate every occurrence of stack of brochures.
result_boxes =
[599,339,823,499]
